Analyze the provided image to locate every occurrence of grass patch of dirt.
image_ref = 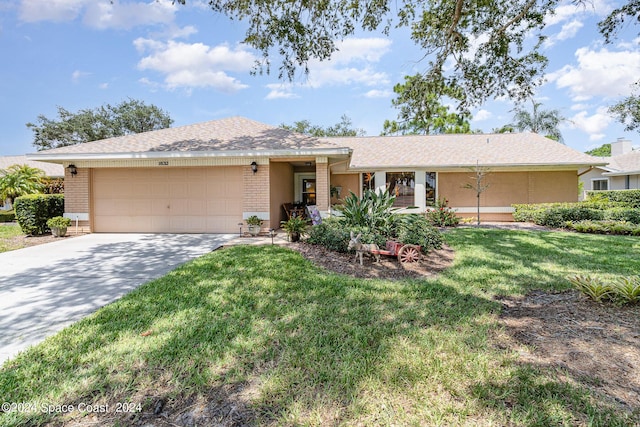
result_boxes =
[495,290,640,415]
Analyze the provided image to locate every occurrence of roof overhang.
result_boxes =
[346,162,607,172]
[28,147,352,163]
[603,169,640,176]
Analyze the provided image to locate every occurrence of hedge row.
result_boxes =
[14,194,64,235]
[565,220,640,235]
[0,210,15,222]
[512,203,640,228]
[585,189,640,208]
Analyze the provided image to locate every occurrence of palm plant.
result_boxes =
[511,100,565,143]
[0,164,46,205]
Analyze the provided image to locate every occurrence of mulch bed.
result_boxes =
[288,241,455,280]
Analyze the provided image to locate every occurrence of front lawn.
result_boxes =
[0,224,24,253]
[1,229,638,426]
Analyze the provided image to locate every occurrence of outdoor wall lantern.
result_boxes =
[67,164,78,177]
[250,161,258,174]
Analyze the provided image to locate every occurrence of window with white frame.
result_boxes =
[592,179,608,191]
[425,172,436,207]
[386,172,415,207]
[362,172,376,194]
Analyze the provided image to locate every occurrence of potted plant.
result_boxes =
[47,216,71,237]
[281,216,307,242]
[245,215,263,236]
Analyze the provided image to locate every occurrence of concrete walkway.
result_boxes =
[0,233,234,364]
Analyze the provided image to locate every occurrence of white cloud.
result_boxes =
[136,39,255,92]
[264,83,297,100]
[71,70,90,82]
[19,0,177,29]
[364,89,392,98]
[263,37,393,100]
[19,0,85,22]
[544,19,583,47]
[568,107,613,141]
[472,109,493,122]
[547,46,640,101]
[99,82,109,89]
[545,0,612,26]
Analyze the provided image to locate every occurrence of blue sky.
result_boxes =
[0,0,638,156]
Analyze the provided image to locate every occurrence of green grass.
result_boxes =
[1,229,638,426]
[0,224,24,253]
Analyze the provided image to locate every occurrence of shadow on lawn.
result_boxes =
[2,230,638,425]
[1,245,496,426]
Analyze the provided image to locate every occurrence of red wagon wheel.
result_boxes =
[397,244,421,263]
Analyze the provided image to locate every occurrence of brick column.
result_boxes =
[315,158,329,212]
[64,167,91,231]
[242,161,271,228]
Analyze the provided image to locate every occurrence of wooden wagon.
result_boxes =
[372,240,422,263]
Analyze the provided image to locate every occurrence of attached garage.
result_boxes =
[92,167,243,233]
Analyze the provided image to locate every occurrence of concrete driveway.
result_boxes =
[0,233,234,364]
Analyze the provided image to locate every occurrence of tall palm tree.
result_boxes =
[511,100,565,143]
[0,164,45,205]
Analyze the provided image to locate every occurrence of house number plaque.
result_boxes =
[158,161,169,166]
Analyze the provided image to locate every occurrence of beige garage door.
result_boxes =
[92,167,243,233]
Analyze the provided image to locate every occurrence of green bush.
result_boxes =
[585,189,640,208]
[602,207,640,224]
[306,219,351,252]
[46,216,72,228]
[336,189,397,236]
[395,214,443,252]
[0,210,15,222]
[425,198,459,227]
[568,274,640,304]
[512,203,606,227]
[565,220,640,235]
[14,194,64,235]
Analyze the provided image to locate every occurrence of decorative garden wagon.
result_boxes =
[372,241,422,263]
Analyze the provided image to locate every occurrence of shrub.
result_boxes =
[567,275,613,302]
[425,198,459,227]
[611,277,640,304]
[395,214,443,252]
[565,220,640,235]
[46,216,71,229]
[568,274,640,304]
[14,194,64,235]
[585,189,640,208]
[0,210,15,222]
[337,189,397,236]
[603,207,640,224]
[512,203,604,227]
[306,220,351,253]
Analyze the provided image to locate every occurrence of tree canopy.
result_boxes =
[585,143,612,157]
[177,0,637,111]
[510,100,565,143]
[609,90,640,133]
[0,164,45,205]
[381,74,472,135]
[280,115,365,137]
[27,99,173,151]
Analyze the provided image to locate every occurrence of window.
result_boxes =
[386,172,415,207]
[592,179,608,191]
[425,172,436,207]
[362,172,376,194]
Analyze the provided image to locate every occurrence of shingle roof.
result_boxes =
[37,116,339,155]
[324,133,602,169]
[0,155,64,177]
[604,150,640,175]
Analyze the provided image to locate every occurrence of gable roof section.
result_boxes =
[327,133,604,170]
[602,150,640,176]
[0,155,64,177]
[30,117,347,160]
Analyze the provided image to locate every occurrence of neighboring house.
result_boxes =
[579,138,640,199]
[0,155,64,210]
[28,117,603,233]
